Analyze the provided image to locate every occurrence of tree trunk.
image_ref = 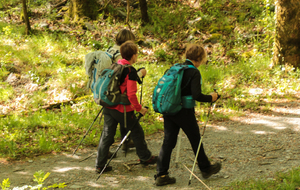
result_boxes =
[22,0,31,35]
[69,0,99,21]
[139,0,149,24]
[273,0,300,68]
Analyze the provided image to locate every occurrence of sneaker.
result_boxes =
[140,156,158,166]
[95,166,112,174]
[201,162,221,179]
[155,175,176,186]
[107,151,116,159]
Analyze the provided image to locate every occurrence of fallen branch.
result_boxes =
[123,163,131,170]
[79,152,95,162]
[258,162,272,166]
[262,146,284,154]
[1,95,92,118]
[189,156,195,163]
[182,164,211,190]
[126,162,141,166]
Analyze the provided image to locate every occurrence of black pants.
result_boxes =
[156,108,211,177]
[96,107,152,168]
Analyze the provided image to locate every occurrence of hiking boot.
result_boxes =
[107,151,116,159]
[155,175,176,186]
[201,162,221,179]
[121,139,135,152]
[95,166,112,174]
[140,156,158,166]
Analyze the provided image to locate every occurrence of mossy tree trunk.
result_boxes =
[139,0,149,24]
[69,0,99,21]
[273,0,300,68]
[22,0,31,35]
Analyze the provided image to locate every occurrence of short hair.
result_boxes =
[185,44,207,64]
[120,41,138,61]
[115,29,135,46]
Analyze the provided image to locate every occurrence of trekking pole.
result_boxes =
[138,67,145,104]
[188,90,220,185]
[96,106,149,181]
[140,77,144,104]
[72,107,104,156]
[124,75,144,157]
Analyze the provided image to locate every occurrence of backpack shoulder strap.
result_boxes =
[181,63,198,90]
[106,47,121,60]
[112,50,120,60]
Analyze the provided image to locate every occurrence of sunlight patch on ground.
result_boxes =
[52,166,80,172]
[2,39,15,46]
[47,89,72,103]
[0,105,10,115]
[134,176,149,181]
[141,49,154,55]
[251,130,275,135]
[249,88,263,95]
[234,130,243,134]
[15,171,29,175]
[270,107,300,115]
[211,125,228,131]
[253,117,300,131]
[273,126,287,130]
[24,83,39,92]
[88,181,105,188]
[111,159,124,163]
[102,177,120,187]
[62,153,80,159]
[83,166,94,171]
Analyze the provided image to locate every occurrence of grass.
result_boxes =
[0,0,298,161]
[223,167,300,189]
[1,0,300,188]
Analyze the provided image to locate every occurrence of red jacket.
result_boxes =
[107,59,142,113]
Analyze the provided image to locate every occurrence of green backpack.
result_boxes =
[152,63,197,115]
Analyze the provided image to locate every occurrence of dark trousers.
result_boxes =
[156,108,211,176]
[96,107,152,168]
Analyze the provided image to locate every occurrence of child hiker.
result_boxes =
[95,41,157,173]
[107,29,137,155]
[154,44,221,186]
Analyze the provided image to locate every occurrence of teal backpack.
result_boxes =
[152,63,197,115]
[93,63,131,107]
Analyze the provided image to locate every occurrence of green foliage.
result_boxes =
[143,4,191,39]
[1,178,10,190]
[0,0,299,162]
[225,167,300,189]
[0,0,19,9]
[1,170,66,190]
[0,82,13,102]
[33,170,50,186]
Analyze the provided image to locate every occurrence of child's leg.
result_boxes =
[95,108,118,168]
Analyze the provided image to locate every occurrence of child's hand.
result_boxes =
[210,92,218,102]
[137,68,147,78]
[139,107,148,115]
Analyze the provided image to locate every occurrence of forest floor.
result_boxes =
[1,99,300,190]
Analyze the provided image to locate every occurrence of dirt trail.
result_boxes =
[1,104,300,190]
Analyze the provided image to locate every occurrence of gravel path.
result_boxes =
[1,105,300,190]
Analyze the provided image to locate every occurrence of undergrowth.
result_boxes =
[1,0,300,188]
[0,0,299,161]
[223,167,300,190]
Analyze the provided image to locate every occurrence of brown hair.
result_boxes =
[120,41,138,61]
[115,29,135,46]
[185,44,207,64]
